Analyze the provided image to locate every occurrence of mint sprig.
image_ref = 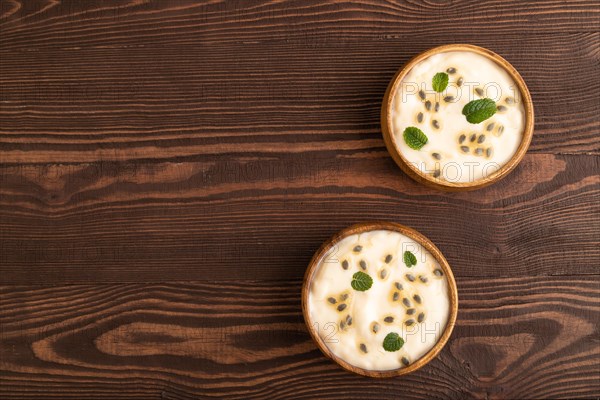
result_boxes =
[432,72,449,93]
[403,251,417,268]
[351,271,373,291]
[383,332,404,352]
[403,126,428,150]
[462,98,497,124]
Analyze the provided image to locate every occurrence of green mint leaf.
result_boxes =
[351,271,373,291]
[403,126,428,150]
[432,72,449,93]
[462,98,497,124]
[383,332,405,352]
[403,251,417,268]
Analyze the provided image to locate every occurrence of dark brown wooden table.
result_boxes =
[1,1,599,399]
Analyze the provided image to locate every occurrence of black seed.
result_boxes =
[346,315,353,325]
[505,97,514,104]
[418,90,426,100]
[340,293,349,301]
[432,119,440,129]
[340,321,346,329]
[433,269,444,277]
[359,260,367,270]
[401,357,410,366]
[393,292,399,301]
[372,323,380,333]
[337,304,347,312]
[341,260,349,270]
[417,112,423,123]
[497,125,504,135]
[395,282,403,290]
[497,105,507,112]
[470,133,477,142]
[432,169,441,178]
[360,343,368,353]
[405,319,415,326]
[419,275,428,283]
[328,297,337,304]
[418,313,425,323]
[380,269,388,279]
[486,147,493,157]
[478,134,486,144]
[384,316,394,323]
[406,274,415,282]
[385,254,393,263]
[353,245,362,253]
[432,152,441,160]
[475,87,484,96]
[459,134,466,144]
[457,77,463,87]
[406,308,416,315]
[460,146,469,153]
[413,294,422,304]
[402,298,412,307]
[425,100,432,111]
[486,123,495,132]
[444,96,454,103]
[446,67,456,74]
[434,102,440,112]
[475,147,484,156]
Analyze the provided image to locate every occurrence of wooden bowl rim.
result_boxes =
[380,44,534,191]
[301,221,458,378]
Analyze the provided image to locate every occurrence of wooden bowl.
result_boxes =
[301,221,458,377]
[381,44,534,191]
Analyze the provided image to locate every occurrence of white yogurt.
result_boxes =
[307,230,450,371]
[390,51,525,183]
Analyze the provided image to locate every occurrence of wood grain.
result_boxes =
[1,0,599,43]
[1,0,599,397]
[1,153,598,283]
[1,32,598,163]
[0,277,598,399]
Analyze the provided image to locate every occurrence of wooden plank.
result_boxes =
[1,0,599,46]
[0,277,598,399]
[1,33,598,163]
[1,154,598,283]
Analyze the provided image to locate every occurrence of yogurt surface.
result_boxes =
[307,229,450,371]
[390,50,526,183]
